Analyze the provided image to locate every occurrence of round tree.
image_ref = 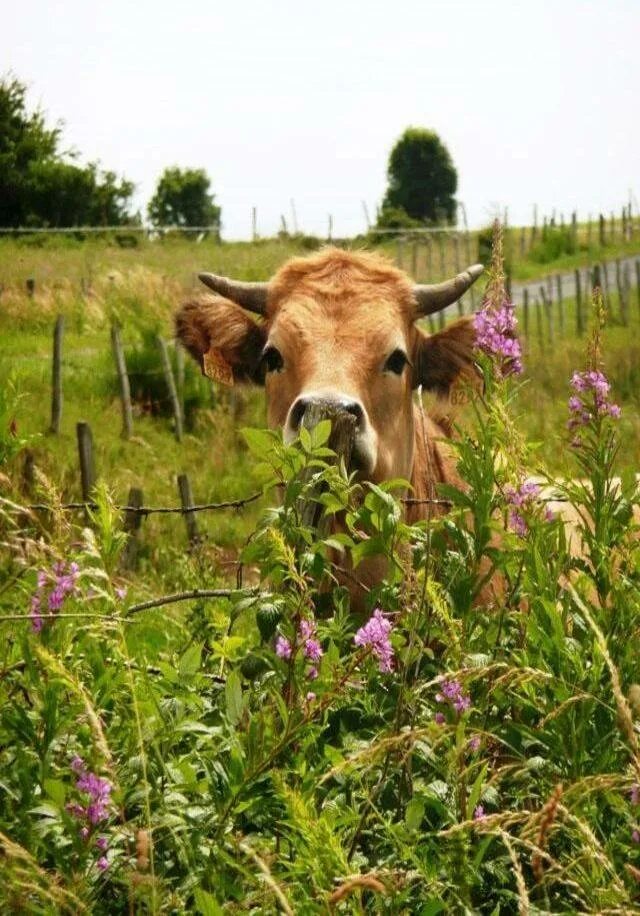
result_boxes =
[148,167,221,232]
[381,128,458,225]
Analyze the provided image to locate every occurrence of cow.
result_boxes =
[176,248,483,500]
[175,248,485,598]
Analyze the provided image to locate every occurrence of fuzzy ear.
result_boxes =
[412,317,479,396]
[175,295,267,384]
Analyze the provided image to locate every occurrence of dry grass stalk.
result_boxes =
[531,783,563,883]
[328,874,387,909]
[238,840,294,916]
[498,829,530,915]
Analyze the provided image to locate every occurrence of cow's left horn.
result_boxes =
[413,264,484,316]
[198,273,268,315]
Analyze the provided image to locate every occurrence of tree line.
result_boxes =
[1,74,457,235]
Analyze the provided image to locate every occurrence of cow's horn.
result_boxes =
[198,273,268,315]
[413,264,484,316]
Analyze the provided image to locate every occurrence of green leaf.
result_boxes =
[193,888,223,916]
[179,644,202,677]
[225,669,243,725]
[241,427,279,457]
[405,796,425,832]
[43,778,66,807]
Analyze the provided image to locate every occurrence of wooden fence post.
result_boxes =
[592,263,601,293]
[464,231,477,309]
[519,226,526,259]
[122,487,144,570]
[599,214,606,247]
[454,234,464,315]
[411,240,418,278]
[539,286,553,343]
[535,297,545,351]
[601,261,611,311]
[556,275,564,333]
[438,234,446,329]
[111,323,133,438]
[76,422,96,503]
[522,287,530,337]
[175,342,185,417]
[178,473,200,547]
[26,278,35,297]
[574,269,584,336]
[157,336,183,442]
[50,315,64,434]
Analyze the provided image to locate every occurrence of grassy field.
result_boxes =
[1,233,640,912]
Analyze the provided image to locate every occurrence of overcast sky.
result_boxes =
[3,0,639,239]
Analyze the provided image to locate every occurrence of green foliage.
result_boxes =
[529,224,578,264]
[380,127,458,226]
[147,167,221,232]
[1,316,640,911]
[0,74,135,228]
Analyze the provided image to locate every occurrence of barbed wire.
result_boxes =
[22,493,263,515]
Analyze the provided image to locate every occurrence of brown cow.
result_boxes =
[176,248,483,517]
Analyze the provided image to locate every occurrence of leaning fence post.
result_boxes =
[574,269,584,336]
[76,422,96,504]
[178,473,199,547]
[50,315,64,434]
[556,275,564,333]
[157,336,183,442]
[535,297,544,351]
[522,287,530,337]
[122,487,144,570]
[111,323,134,438]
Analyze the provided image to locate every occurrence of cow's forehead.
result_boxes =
[266,248,416,324]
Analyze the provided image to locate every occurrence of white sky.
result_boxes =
[3,0,639,239]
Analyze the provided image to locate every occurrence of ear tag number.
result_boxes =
[203,347,234,386]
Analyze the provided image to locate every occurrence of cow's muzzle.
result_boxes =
[285,394,375,475]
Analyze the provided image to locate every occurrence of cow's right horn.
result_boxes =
[198,273,268,315]
[413,264,484,316]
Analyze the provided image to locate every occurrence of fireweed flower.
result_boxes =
[354,608,394,673]
[474,298,522,377]
[30,560,80,633]
[568,368,621,442]
[436,679,471,715]
[504,480,551,537]
[274,619,324,680]
[631,784,640,806]
[65,757,112,868]
[474,805,486,820]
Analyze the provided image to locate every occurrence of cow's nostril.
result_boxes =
[343,401,364,426]
[290,397,309,429]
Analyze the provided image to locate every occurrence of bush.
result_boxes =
[529,225,577,264]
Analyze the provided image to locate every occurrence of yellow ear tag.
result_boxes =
[203,347,234,386]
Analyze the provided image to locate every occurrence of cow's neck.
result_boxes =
[407,405,460,524]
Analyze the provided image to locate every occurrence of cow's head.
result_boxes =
[176,249,482,484]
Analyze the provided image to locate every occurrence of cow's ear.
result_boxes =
[412,316,478,396]
[175,295,267,384]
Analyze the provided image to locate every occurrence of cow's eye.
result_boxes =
[384,349,408,375]
[261,345,284,373]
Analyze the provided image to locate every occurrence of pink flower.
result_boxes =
[632,829,640,844]
[306,692,316,702]
[96,856,109,871]
[354,608,394,673]
[468,736,481,752]
[568,368,621,440]
[474,298,522,377]
[275,636,292,659]
[473,805,486,820]
[436,679,471,716]
[434,712,446,725]
[631,784,640,806]
[96,836,108,851]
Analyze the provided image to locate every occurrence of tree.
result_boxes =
[380,127,458,226]
[0,74,135,227]
[147,168,221,232]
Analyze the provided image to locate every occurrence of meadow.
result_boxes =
[1,228,640,913]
